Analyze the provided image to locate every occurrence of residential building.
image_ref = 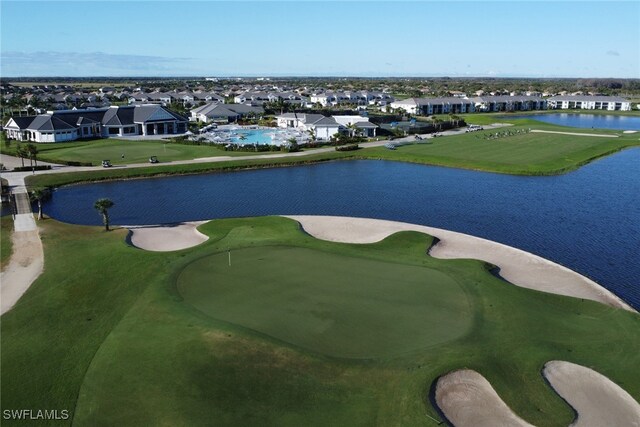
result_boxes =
[390,98,476,115]
[390,96,547,115]
[233,91,308,105]
[547,95,631,111]
[275,113,378,139]
[4,105,188,142]
[470,96,547,112]
[190,103,263,123]
[311,91,394,107]
[332,115,378,137]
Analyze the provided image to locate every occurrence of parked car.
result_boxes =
[149,156,159,164]
[101,160,112,168]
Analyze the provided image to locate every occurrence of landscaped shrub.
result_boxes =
[335,144,360,152]
[64,161,93,166]
[13,165,52,172]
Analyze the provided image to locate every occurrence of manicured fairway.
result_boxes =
[363,124,638,174]
[178,246,472,358]
[1,217,639,427]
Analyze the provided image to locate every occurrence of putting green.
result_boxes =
[177,246,473,358]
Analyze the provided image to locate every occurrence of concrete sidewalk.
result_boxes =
[0,172,43,315]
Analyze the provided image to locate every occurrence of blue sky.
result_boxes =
[1,1,638,77]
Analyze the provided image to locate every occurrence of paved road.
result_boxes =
[530,129,618,138]
[0,152,59,170]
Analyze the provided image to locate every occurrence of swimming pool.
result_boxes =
[202,127,308,146]
[230,129,278,144]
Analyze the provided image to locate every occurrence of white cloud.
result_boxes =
[0,51,195,76]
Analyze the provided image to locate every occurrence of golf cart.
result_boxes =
[101,160,112,168]
[149,156,159,164]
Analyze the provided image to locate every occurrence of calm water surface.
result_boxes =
[512,113,640,130]
[44,149,640,309]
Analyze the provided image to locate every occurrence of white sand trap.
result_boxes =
[435,369,535,427]
[544,361,640,427]
[1,230,45,315]
[284,216,634,312]
[622,130,637,134]
[127,222,208,252]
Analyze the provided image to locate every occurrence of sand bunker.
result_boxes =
[435,369,535,427]
[127,222,208,252]
[122,215,633,311]
[544,361,640,427]
[284,216,634,312]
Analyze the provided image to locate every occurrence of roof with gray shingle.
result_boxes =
[302,114,325,124]
[547,95,628,103]
[26,115,77,131]
[309,117,339,126]
[354,121,378,128]
[5,116,36,129]
[7,105,186,133]
[472,96,546,103]
[198,105,240,118]
[133,105,187,122]
[76,117,100,125]
[192,103,262,117]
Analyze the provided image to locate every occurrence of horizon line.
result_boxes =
[3,75,639,80]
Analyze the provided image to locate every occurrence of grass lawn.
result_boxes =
[361,123,639,174]
[24,127,640,190]
[178,246,473,358]
[1,216,638,426]
[25,150,354,188]
[0,138,289,166]
[0,215,13,269]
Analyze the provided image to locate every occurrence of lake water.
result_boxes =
[43,150,640,310]
[511,113,640,130]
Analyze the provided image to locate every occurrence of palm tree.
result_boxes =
[26,143,38,167]
[15,143,26,167]
[432,117,443,132]
[345,123,358,138]
[30,187,50,220]
[94,198,115,231]
[307,128,317,143]
[285,137,299,152]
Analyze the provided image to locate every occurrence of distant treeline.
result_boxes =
[2,76,640,98]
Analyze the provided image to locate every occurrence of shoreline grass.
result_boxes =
[1,215,13,269]
[1,217,638,426]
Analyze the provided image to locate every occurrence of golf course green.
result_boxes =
[178,246,472,358]
[1,216,639,426]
